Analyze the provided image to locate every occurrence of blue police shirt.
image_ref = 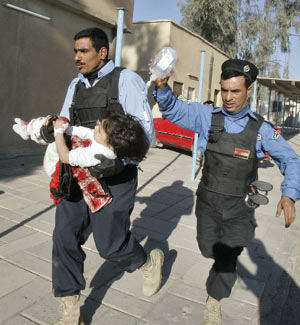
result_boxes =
[153,85,300,202]
[59,60,154,146]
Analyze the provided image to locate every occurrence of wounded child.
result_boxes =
[13,112,148,212]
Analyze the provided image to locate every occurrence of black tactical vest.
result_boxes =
[202,111,264,197]
[70,67,125,128]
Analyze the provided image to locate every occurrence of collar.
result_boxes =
[212,103,257,120]
[77,60,115,84]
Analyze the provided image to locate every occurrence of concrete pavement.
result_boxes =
[1,133,300,324]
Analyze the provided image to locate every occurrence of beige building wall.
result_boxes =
[121,20,171,83]
[169,22,229,105]
[1,0,133,157]
[122,20,230,117]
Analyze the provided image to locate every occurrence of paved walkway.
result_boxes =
[1,133,300,324]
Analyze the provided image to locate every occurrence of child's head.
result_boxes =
[95,112,148,161]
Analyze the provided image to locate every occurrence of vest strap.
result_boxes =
[108,67,124,104]
[208,112,224,143]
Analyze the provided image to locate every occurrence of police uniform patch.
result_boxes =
[233,148,250,159]
[272,130,280,139]
[257,134,262,141]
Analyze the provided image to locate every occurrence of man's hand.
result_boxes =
[154,75,170,89]
[148,59,170,89]
[40,115,58,143]
[43,115,53,126]
[276,196,296,228]
[89,154,124,178]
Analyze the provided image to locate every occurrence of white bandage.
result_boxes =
[54,128,65,137]
[54,121,69,137]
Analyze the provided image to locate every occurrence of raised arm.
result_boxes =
[152,77,212,134]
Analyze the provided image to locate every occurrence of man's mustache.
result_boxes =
[75,61,85,65]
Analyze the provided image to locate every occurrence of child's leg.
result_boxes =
[12,118,30,140]
[12,116,49,144]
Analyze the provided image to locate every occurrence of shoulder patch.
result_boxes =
[272,130,280,139]
[257,133,262,141]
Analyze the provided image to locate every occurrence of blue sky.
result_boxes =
[133,0,300,80]
[133,0,182,23]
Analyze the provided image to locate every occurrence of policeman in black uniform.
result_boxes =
[152,58,300,325]
[40,28,164,325]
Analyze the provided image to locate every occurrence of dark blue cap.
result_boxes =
[221,59,259,83]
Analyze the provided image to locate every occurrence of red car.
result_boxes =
[153,117,195,151]
[153,117,282,160]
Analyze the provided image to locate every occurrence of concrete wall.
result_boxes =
[0,0,133,157]
[121,20,171,111]
[46,0,134,31]
[121,21,171,80]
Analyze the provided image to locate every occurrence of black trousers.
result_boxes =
[52,165,147,297]
[196,182,256,301]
